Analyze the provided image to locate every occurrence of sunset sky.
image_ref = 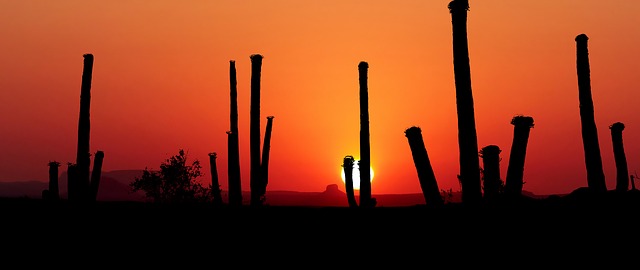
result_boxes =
[1,0,640,196]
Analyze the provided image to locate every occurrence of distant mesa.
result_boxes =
[322,184,345,196]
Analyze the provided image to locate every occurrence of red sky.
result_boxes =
[1,0,640,196]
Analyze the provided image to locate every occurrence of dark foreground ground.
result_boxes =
[2,189,639,266]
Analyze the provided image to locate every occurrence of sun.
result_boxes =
[341,163,374,190]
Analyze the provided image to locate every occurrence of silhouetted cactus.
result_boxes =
[228,60,242,206]
[575,34,607,193]
[448,0,482,205]
[479,145,502,201]
[358,61,373,208]
[227,131,242,206]
[610,122,629,192]
[404,126,444,207]
[342,155,358,208]
[75,53,94,202]
[209,152,223,206]
[259,116,275,203]
[250,54,263,207]
[89,150,104,202]
[67,163,78,201]
[46,161,61,201]
[504,116,534,198]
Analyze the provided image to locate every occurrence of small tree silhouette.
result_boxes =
[130,149,211,204]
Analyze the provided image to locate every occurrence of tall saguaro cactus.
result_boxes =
[249,54,263,207]
[575,34,607,193]
[448,0,482,204]
[259,116,275,203]
[342,155,358,208]
[404,126,443,207]
[48,161,61,200]
[209,152,223,206]
[89,150,104,202]
[504,116,534,198]
[75,53,94,202]
[228,60,242,206]
[358,61,373,208]
[610,122,629,192]
[479,145,502,201]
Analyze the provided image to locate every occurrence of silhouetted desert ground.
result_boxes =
[2,170,639,261]
[2,190,638,266]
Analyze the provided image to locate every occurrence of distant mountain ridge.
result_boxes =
[0,170,549,206]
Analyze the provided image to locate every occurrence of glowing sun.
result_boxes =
[341,163,374,190]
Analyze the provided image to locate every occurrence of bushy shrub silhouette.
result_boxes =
[130,149,211,204]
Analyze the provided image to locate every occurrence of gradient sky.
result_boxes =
[1,0,640,196]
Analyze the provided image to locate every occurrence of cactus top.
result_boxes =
[448,0,470,12]
[610,122,625,131]
[575,34,589,42]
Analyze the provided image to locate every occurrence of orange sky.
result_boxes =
[1,0,640,196]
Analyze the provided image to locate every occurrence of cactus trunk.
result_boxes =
[505,116,534,198]
[610,122,629,192]
[358,61,373,208]
[209,152,224,206]
[575,34,607,193]
[249,54,263,207]
[404,126,443,207]
[260,116,275,202]
[479,145,502,201]
[75,53,94,202]
[448,0,482,205]
[342,156,358,208]
[228,60,242,206]
[67,163,78,201]
[48,161,61,200]
[89,150,104,202]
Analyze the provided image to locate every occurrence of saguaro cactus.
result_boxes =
[228,60,242,206]
[504,115,534,198]
[250,54,263,207]
[404,126,443,207]
[479,145,502,201]
[226,131,242,206]
[75,53,94,201]
[209,152,223,206]
[358,61,373,208]
[448,0,482,205]
[67,163,78,200]
[259,116,275,203]
[48,161,61,200]
[610,122,629,192]
[89,150,104,202]
[575,34,607,193]
[342,155,358,208]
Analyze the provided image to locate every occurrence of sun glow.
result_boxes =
[340,163,374,190]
